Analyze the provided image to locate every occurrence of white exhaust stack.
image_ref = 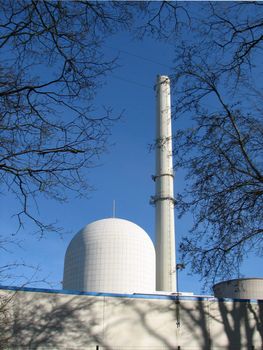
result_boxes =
[154,75,176,292]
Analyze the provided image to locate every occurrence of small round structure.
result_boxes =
[213,278,263,300]
[63,218,156,293]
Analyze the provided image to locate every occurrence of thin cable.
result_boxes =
[104,43,173,69]
[111,74,152,89]
[103,44,174,89]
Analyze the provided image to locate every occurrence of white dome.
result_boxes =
[63,218,156,293]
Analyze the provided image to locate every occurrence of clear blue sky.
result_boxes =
[1,22,261,295]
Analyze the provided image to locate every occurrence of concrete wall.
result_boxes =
[213,278,263,300]
[0,286,262,349]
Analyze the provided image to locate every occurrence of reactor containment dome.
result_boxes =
[63,218,156,294]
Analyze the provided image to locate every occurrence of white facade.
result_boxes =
[2,286,263,349]
[154,75,176,292]
[63,218,156,293]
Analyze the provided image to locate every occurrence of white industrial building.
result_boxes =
[0,75,262,349]
[1,285,262,349]
[63,218,156,294]
[63,75,176,297]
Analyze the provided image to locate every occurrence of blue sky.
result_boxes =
[1,20,261,295]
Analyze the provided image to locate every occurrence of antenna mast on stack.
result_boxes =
[153,75,176,292]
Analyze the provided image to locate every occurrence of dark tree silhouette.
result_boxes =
[174,68,263,283]
[0,0,136,234]
[139,1,263,285]
[171,2,263,285]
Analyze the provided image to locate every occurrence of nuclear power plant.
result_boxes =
[63,218,156,294]
[62,75,176,295]
[0,75,262,349]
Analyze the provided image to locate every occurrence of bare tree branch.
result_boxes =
[0,1,136,233]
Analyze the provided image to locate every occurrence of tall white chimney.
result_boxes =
[154,75,176,292]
